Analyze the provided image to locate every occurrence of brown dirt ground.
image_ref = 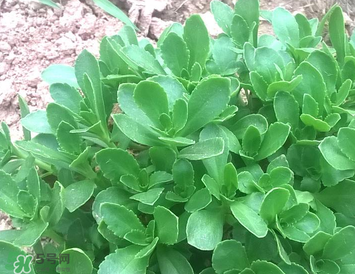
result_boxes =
[0,0,354,230]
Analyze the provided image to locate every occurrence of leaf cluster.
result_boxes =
[1,1,355,273]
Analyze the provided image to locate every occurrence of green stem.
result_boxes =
[40,171,53,179]
[43,229,65,247]
[11,143,53,173]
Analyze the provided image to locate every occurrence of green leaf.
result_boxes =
[98,245,149,274]
[232,114,268,139]
[260,188,290,224]
[302,94,319,117]
[242,126,261,156]
[212,240,250,273]
[149,76,186,110]
[270,230,291,265]
[185,188,212,213]
[295,13,312,38]
[13,219,48,247]
[180,77,230,136]
[303,231,332,256]
[57,121,82,155]
[234,0,259,45]
[200,124,230,183]
[179,138,224,160]
[202,174,220,199]
[230,201,268,238]
[300,114,331,132]
[320,155,354,187]
[316,199,336,233]
[317,180,355,217]
[161,32,189,77]
[154,206,179,245]
[0,170,25,218]
[113,114,162,146]
[101,203,145,237]
[39,0,59,8]
[255,123,290,161]
[21,110,52,134]
[135,237,159,259]
[131,188,164,205]
[206,36,239,75]
[279,263,308,274]
[117,83,153,127]
[118,25,138,45]
[124,230,147,246]
[249,47,285,84]
[149,146,176,172]
[57,248,93,274]
[157,245,194,274]
[186,209,224,250]
[16,140,73,169]
[224,163,238,195]
[293,61,326,109]
[250,260,285,274]
[172,99,188,132]
[173,159,194,197]
[250,71,268,101]
[313,259,340,274]
[184,15,210,71]
[92,0,136,29]
[210,0,234,34]
[47,181,64,226]
[159,136,195,146]
[17,190,36,217]
[274,91,299,128]
[46,103,77,131]
[41,64,79,88]
[148,171,172,187]
[329,6,345,64]
[18,94,31,140]
[0,241,35,274]
[319,136,355,170]
[335,79,351,106]
[63,180,95,212]
[338,127,355,161]
[323,226,355,260]
[27,167,40,201]
[305,50,337,95]
[230,14,250,48]
[49,83,82,113]
[75,50,107,130]
[122,45,166,75]
[96,148,139,182]
[269,167,293,187]
[272,7,300,47]
[134,81,169,128]
[92,187,132,222]
[267,75,303,97]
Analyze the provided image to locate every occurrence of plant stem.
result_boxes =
[11,143,53,173]
[43,229,65,247]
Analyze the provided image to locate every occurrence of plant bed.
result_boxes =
[1,0,355,273]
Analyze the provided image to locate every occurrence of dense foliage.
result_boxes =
[1,0,355,273]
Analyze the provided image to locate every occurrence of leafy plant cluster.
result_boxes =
[1,0,355,273]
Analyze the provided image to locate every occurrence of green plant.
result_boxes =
[1,0,355,273]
